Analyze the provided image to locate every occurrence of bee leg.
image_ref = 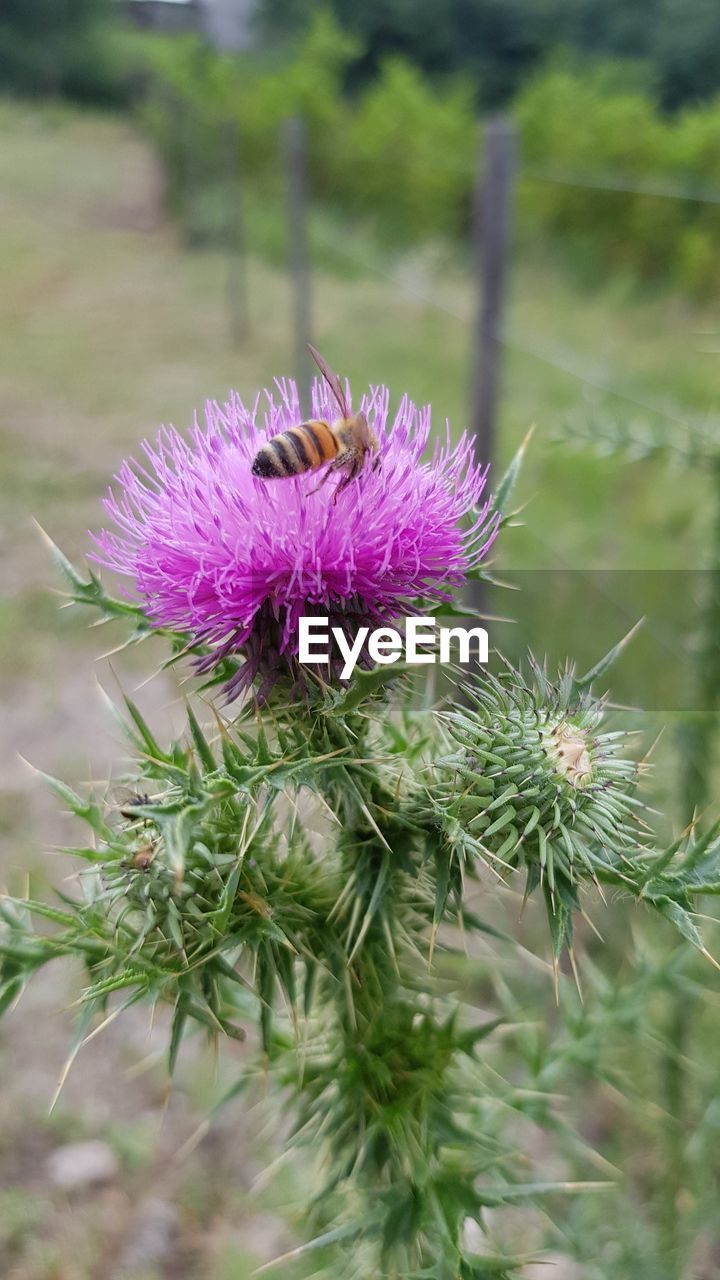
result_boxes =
[371,455,381,472]
[303,453,348,496]
[332,458,361,505]
[306,463,340,497]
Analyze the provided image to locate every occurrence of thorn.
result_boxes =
[31,517,58,551]
[638,725,666,766]
[568,948,584,1003]
[16,754,40,776]
[173,1118,212,1164]
[580,905,604,942]
[428,920,439,969]
[50,1041,83,1115]
[700,946,720,972]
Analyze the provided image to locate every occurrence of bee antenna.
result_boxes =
[308,344,349,419]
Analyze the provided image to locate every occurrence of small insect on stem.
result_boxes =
[250,346,379,503]
[116,792,159,875]
[119,791,150,816]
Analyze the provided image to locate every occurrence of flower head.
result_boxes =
[423,659,643,958]
[94,375,497,698]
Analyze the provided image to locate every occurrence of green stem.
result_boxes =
[296,728,477,1276]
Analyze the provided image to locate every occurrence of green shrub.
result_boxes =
[676,226,720,296]
[139,15,477,248]
[514,64,720,296]
[341,58,475,242]
[139,22,720,295]
[141,16,353,185]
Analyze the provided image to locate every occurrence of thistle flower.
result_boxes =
[94,377,496,699]
[424,657,644,959]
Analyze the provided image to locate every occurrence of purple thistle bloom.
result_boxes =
[94,376,498,699]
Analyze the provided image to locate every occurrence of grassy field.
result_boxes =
[1,98,719,1278]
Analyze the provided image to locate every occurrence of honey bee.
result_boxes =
[131,842,156,872]
[251,345,379,501]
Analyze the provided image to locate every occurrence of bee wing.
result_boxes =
[308,344,349,419]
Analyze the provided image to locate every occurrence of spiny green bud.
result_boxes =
[423,658,644,961]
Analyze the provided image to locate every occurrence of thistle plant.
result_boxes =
[2,366,720,1277]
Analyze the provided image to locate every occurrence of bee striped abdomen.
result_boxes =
[251,420,338,479]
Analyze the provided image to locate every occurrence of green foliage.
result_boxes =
[260,0,558,105]
[140,16,355,212]
[139,15,476,249]
[8,625,716,1271]
[0,710,321,1053]
[4,561,720,1273]
[260,0,720,113]
[138,18,720,293]
[515,63,720,297]
[0,0,134,104]
[342,59,475,242]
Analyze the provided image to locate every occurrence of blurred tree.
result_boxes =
[653,0,720,109]
[260,0,720,110]
[260,0,560,105]
[559,0,720,108]
[0,0,130,103]
[557,0,660,60]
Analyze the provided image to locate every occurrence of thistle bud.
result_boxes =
[424,660,642,958]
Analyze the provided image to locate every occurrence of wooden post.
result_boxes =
[223,120,249,345]
[284,116,313,414]
[471,117,516,469]
[467,117,516,629]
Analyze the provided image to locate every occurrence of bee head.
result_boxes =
[355,412,379,454]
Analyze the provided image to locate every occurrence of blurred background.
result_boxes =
[1,1,720,1277]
